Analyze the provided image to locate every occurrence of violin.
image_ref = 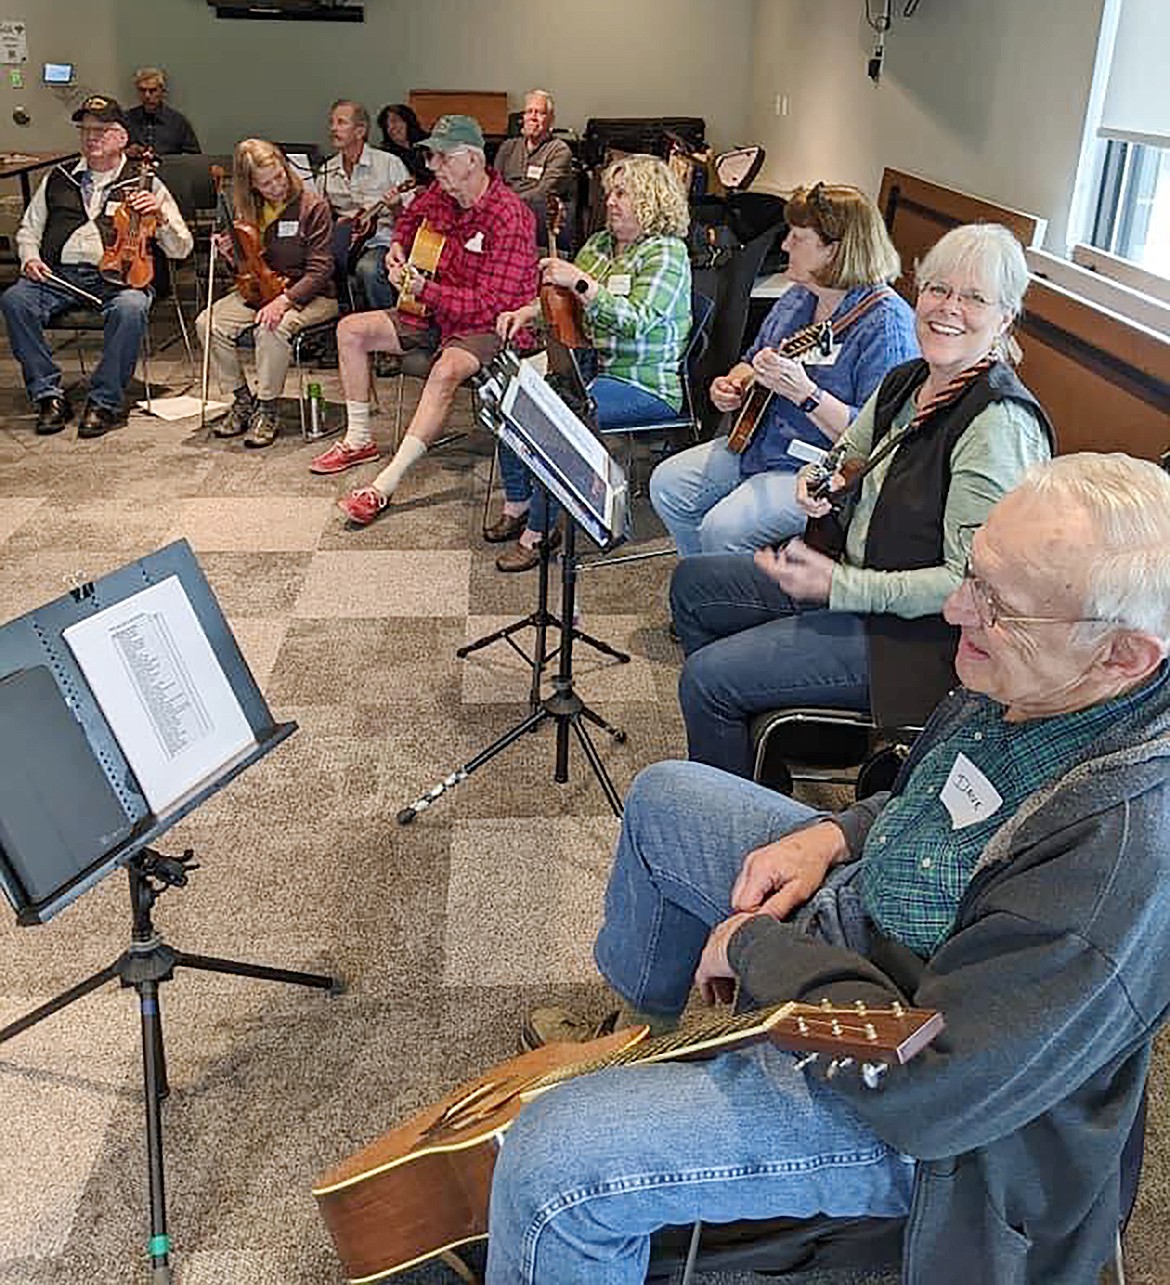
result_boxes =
[540,195,589,351]
[210,164,289,309]
[99,149,160,289]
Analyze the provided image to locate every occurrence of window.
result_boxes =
[1090,139,1170,278]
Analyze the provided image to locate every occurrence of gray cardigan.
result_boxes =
[729,675,1170,1284]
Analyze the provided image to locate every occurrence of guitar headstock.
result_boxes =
[765,999,943,1066]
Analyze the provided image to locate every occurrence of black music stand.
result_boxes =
[398,351,630,822]
[0,541,340,1285]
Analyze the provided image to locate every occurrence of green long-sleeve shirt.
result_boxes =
[572,230,691,409]
[828,388,1053,618]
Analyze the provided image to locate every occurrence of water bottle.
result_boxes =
[307,381,324,436]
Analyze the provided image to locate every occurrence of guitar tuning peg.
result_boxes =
[861,1062,889,1090]
[793,1052,818,1072]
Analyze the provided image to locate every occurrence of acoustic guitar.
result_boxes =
[396,218,446,318]
[313,999,943,1283]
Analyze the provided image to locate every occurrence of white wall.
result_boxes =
[102,0,755,155]
[0,0,120,150]
[748,0,1107,252]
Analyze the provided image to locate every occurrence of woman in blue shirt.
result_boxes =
[650,183,918,555]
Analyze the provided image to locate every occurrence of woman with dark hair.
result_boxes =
[376,103,430,185]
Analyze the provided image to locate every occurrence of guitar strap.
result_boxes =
[779,284,898,359]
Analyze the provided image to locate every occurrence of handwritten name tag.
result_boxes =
[607,273,632,296]
[525,163,544,180]
[464,231,485,253]
[277,220,299,238]
[940,752,1002,830]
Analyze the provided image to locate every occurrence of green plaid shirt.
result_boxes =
[572,230,691,410]
[857,669,1168,956]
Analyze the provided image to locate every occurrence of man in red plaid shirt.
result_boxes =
[310,114,539,527]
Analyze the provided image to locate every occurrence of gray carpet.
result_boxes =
[0,329,1166,1285]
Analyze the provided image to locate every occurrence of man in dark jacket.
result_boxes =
[487,452,1170,1285]
[124,68,200,156]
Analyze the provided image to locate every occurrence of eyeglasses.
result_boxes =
[959,557,1114,630]
[920,281,1000,314]
[77,125,114,139]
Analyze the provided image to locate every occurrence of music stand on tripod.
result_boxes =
[398,351,631,823]
[0,541,340,1284]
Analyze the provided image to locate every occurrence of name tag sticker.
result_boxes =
[940,752,1003,830]
[787,438,827,466]
[277,220,299,238]
[608,273,632,297]
[105,200,122,215]
[801,342,839,367]
[525,163,544,180]
[464,231,485,253]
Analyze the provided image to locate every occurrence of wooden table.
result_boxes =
[0,150,78,205]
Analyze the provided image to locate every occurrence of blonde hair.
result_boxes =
[232,138,303,225]
[785,183,900,289]
[602,154,689,239]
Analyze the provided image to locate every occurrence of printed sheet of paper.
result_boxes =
[136,395,229,422]
[63,576,255,814]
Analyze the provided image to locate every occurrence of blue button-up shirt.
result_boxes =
[738,283,918,478]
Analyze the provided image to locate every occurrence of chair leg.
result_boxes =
[295,335,308,439]
[481,443,498,533]
[680,1219,703,1285]
[394,371,405,453]
[172,293,196,383]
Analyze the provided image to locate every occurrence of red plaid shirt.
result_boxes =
[392,171,539,344]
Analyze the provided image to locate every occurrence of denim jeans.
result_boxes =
[670,554,870,777]
[649,436,809,556]
[353,243,395,311]
[0,265,152,411]
[485,761,914,1284]
[497,376,679,536]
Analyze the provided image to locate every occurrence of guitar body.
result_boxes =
[313,1028,643,1282]
[397,219,447,318]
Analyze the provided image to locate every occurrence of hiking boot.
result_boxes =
[214,388,255,438]
[244,403,281,448]
[520,1006,619,1052]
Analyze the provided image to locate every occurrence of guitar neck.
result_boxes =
[525,1000,943,1099]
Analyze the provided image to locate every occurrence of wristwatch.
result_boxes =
[799,386,823,414]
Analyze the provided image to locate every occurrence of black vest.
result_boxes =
[40,163,137,268]
[859,358,1056,729]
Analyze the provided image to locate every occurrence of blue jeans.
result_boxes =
[486,761,914,1284]
[0,265,152,411]
[353,243,395,311]
[649,435,808,556]
[671,554,870,777]
[497,376,679,536]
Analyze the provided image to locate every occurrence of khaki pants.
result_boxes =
[196,290,339,401]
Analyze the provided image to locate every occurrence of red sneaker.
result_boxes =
[309,440,380,474]
[338,486,389,526]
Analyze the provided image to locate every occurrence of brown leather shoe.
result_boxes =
[495,527,561,573]
[482,512,527,543]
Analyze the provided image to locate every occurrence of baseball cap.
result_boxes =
[419,114,484,154]
[71,95,126,126]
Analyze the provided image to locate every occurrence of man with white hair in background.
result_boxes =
[1,94,192,438]
[493,88,574,245]
[489,452,1170,1285]
[308,114,538,527]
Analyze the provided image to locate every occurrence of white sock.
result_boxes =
[343,401,372,450]
[371,435,428,498]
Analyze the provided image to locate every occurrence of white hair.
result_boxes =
[915,223,1030,319]
[525,89,555,116]
[1014,453,1170,644]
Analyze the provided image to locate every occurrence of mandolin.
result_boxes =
[396,218,446,318]
[338,179,416,273]
[313,999,943,1283]
[727,286,895,455]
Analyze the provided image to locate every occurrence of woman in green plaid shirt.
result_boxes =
[492,154,692,571]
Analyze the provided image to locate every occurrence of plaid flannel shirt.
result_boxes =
[574,230,691,409]
[392,171,539,344]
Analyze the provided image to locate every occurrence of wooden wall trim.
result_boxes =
[878,169,1047,249]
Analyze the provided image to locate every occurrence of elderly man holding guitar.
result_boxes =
[310,114,539,528]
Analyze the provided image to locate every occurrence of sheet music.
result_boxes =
[515,359,613,493]
[63,576,255,814]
